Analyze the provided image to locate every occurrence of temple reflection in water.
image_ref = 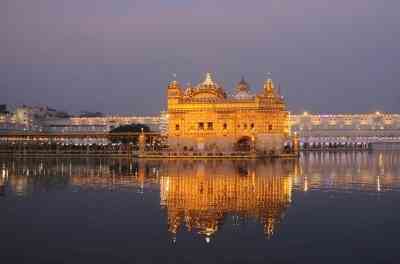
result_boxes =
[160,160,294,242]
[1,152,400,241]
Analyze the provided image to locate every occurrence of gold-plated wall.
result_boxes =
[166,73,290,154]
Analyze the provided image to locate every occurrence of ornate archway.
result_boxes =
[197,137,205,151]
[236,136,252,152]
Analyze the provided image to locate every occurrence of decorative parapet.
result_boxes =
[290,112,400,132]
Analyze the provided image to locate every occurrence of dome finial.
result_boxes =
[267,79,274,91]
[203,72,214,86]
[168,73,181,91]
[234,75,252,99]
[264,71,274,92]
[239,75,247,85]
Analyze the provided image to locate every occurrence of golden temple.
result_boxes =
[166,73,292,156]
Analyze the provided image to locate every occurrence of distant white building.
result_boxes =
[0,105,69,132]
[291,112,400,132]
[41,114,162,133]
[290,112,400,146]
[2,106,400,139]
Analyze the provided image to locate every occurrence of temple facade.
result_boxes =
[167,73,290,155]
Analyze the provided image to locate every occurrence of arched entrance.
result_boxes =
[197,137,205,151]
[236,136,252,152]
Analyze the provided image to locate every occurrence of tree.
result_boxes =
[110,123,150,133]
[109,123,151,144]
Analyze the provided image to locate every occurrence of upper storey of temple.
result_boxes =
[185,72,227,100]
[167,72,287,111]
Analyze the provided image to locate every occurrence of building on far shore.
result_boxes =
[290,112,400,150]
[0,105,71,132]
[2,95,400,152]
[41,115,161,133]
[291,111,400,132]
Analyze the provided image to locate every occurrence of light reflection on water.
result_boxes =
[297,151,400,193]
[2,152,400,197]
[1,151,400,263]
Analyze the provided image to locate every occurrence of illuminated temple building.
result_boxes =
[166,73,290,155]
[160,160,294,242]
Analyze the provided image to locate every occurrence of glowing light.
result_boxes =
[377,175,381,192]
[304,176,309,192]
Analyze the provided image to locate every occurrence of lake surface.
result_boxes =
[1,152,400,263]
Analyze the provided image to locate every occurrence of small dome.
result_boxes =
[184,85,194,96]
[234,76,252,99]
[238,76,249,86]
[234,90,253,100]
[168,79,181,90]
[265,78,274,93]
[196,72,221,90]
[203,72,215,86]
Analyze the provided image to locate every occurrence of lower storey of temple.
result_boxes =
[168,134,285,154]
[151,134,299,158]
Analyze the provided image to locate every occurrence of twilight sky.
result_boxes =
[1,0,399,115]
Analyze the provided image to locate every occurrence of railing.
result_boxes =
[0,131,161,139]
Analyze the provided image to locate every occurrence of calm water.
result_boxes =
[1,152,400,264]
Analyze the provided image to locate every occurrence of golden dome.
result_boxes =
[237,76,250,91]
[234,76,253,99]
[191,72,226,99]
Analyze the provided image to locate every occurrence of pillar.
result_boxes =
[292,132,300,155]
[139,128,145,155]
[251,134,256,154]
[128,144,132,158]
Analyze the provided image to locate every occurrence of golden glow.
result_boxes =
[377,175,381,192]
[311,116,321,125]
[304,176,309,192]
[3,153,400,242]
[167,73,290,154]
[161,160,294,240]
